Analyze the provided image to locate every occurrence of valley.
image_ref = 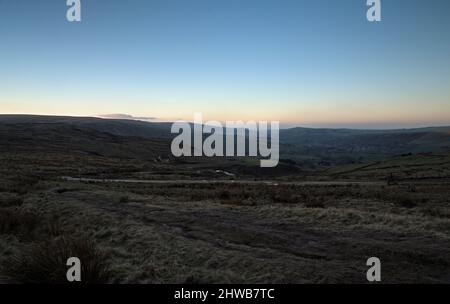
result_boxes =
[0,115,449,283]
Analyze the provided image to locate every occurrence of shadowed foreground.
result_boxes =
[1,177,450,283]
[1,118,450,283]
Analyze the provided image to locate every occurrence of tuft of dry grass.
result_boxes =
[0,208,41,238]
[1,236,112,284]
[0,194,24,207]
[7,174,41,194]
[119,195,130,203]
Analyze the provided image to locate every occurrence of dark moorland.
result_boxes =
[1,115,450,283]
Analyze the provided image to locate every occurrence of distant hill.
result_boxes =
[0,115,170,160]
[280,127,450,165]
[0,115,173,139]
[1,115,449,166]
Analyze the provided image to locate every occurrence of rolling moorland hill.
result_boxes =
[0,119,169,160]
[1,115,449,166]
[1,115,450,283]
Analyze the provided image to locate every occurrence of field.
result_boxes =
[0,116,450,283]
[1,155,450,283]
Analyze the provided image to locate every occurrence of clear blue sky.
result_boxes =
[1,0,449,128]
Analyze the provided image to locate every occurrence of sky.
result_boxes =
[0,0,449,128]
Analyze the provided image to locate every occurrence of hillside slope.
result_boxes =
[1,115,449,166]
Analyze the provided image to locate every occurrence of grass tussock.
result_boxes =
[0,194,24,207]
[1,237,112,284]
[0,208,41,238]
[6,174,42,194]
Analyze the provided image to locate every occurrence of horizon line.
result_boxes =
[1,113,450,131]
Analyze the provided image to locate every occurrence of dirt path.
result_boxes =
[48,185,450,283]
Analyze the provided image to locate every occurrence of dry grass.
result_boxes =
[0,194,24,207]
[1,150,450,283]
[0,208,41,239]
[1,236,112,284]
